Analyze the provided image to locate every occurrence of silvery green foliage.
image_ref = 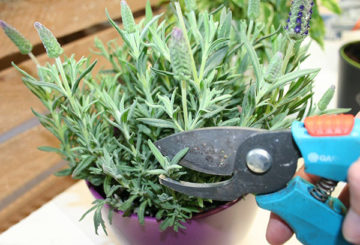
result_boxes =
[285,0,314,40]
[0,20,32,54]
[14,0,345,233]
[247,0,260,20]
[34,22,63,58]
[121,0,136,33]
[317,85,335,112]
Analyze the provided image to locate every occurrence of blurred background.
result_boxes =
[0,0,359,244]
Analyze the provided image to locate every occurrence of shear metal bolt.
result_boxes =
[246,148,272,174]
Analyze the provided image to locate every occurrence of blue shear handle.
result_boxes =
[256,177,349,245]
[291,119,360,182]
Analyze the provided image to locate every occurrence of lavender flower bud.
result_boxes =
[121,0,136,33]
[264,52,283,83]
[285,0,313,40]
[34,22,63,58]
[169,28,192,81]
[247,0,260,20]
[0,20,32,55]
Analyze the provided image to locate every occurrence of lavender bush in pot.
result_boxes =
[1,0,346,244]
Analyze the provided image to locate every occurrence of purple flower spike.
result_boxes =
[311,1,314,6]
[287,18,290,23]
[294,25,301,33]
[286,0,313,40]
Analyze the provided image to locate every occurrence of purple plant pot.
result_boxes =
[87,182,258,245]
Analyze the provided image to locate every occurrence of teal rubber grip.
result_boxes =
[256,176,349,245]
[291,118,360,181]
[255,117,360,245]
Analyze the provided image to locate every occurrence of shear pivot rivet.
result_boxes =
[246,148,272,174]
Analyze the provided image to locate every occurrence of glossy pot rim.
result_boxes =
[86,181,241,223]
[340,41,360,69]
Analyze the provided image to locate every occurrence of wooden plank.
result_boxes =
[0,0,158,59]
[0,27,116,134]
[0,26,118,134]
[0,11,157,134]
[0,125,61,200]
[0,123,76,232]
[0,67,45,134]
[0,175,77,232]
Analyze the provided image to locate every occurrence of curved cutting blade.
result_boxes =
[155,127,261,175]
[159,175,239,201]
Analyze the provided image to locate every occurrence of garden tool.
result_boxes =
[155,114,360,245]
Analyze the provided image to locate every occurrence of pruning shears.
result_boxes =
[155,114,360,245]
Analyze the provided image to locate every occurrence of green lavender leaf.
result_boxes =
[267,68,320,92]
[247,0,260,20]
[137,201,147,225]
[317,85,335,111]
[105,9,131,48]
[72,60,97,95]
[72,156,96,178]
[170,147,189,165]
[146,169,167,175]
[138,118,176,129]
[34,22,63,58]
[145,0,153,23]
[159,217,173,231]
[94,202,107,235]
[0,20,32,54]
[239,22,263,85]
[117,195,137,211]
[38,146,62,154]
[121,0,136,33]
[320,0,341,15]
[184,0,197,12]
[55,168,73,177]
[264,52,283,83]
[148,140,168,170]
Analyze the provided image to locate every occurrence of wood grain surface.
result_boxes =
[0,0,157,59]
[0,175,77,232]
[0,126,60,200]
[0,10,156,134]
[0,26,119,134]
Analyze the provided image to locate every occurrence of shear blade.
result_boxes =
[159,175,241,201]
[155,127,261,176]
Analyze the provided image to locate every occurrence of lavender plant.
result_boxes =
[2,0,346,233]
[166,0,341,47]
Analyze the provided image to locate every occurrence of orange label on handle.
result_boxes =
[304,114,355,136]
